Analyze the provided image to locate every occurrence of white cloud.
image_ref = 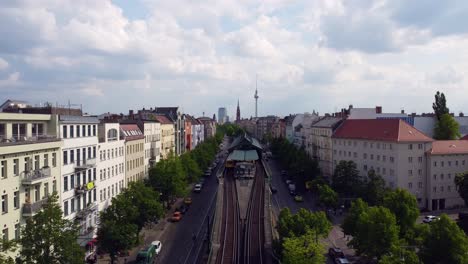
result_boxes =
[0,58,8,70]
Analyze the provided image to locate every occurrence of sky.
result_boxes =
[1,0,468,118]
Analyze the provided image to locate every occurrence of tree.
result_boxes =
[97,219,138,264]
[349,206,399,260]
[0,240,16,264]
[341,198,368,237]
[455,172,468,207]
[434,113,461,140]
[19,193,84,264]
[332,160,363,196]
[317,184,338,209]
[363,170,388,206]
[420,214,468,264]
[148,152,187,205]
[180,153,202,183]
[282,230,326,264]
[379,249,419,264]
[383,189,419,236]
[432,91,449,120]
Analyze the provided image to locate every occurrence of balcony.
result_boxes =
[75,181,96,196]
[75,202,98,220]
[0,135,60,146]
[21,167,51,185]
[74,158,96,171]
[79,225,96,237]
[22,198,48,217]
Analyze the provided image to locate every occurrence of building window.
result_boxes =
[408,170,413,176]
[390,169,394,176]
[418,169,422,176]
[0,161,6,179]
[2,194,8,214]
[82,125,86,137]
[363,153,367,159]
[64,201,69,216]
[418,157,423,163]
[418,144,422,149]
[70,125,74,138]
[63,125,67,138]
[390,157,394,163]
[52,153,57,167]
[63,151,68,165]
[364,165,368,171]
[88,125,91,136]
[441,174,444,180]
[433,161,437,167]
[93,125,97,136]
[76,125,80,137]
[13,191,19,209]
[34,155,39,170]
[2,228,8,241]
[433,174,437,180]
[408,144,413,150]
[71,198,75,213]
[383,155,386,162]
[64,176,68,192]
[70,149,74,164]
[14,224,19,240]
[93,146,96,158]
[456,160,459,166]
[43,154,49,167]
[418,182,423,189]
[448,173,451,179]
[13,159,18,176]
[448,161,451,166]
[408,182,413,189]
[370,154,374,160]
[440,186,444,192]
[408,157,413,163]
[441,161,444,167]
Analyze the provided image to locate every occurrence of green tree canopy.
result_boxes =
[0,240,16,264]
[282,230,326,264]
[349,206,400,260]
[19,193,84,264]
[419,214,468,264]
[364,170,388,206]
[379,249,419,264]
[341,198,369,237]
[332,160,363,196]
[383,189,419,236]
[455,172,468,207]
[317,184,338,209]
[432,91,449,120]
[148,152,187,204]
[434,113,461,140]
[97,218,138,264]
[277,208,331,243]
[180,152,202,183]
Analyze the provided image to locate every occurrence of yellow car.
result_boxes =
[294,195,303,202]
[184,197,192,205]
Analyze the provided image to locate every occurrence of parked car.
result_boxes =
[423,215,439,223]
[151,240,162,255]
[194,184,202,193]
[294,194,303,202]
[328,247,345,259]
[177,205,188,214]
[289,189,296,196]
[335,257,350,264]
[285,179,292,185]
[184,197,192,205]
[171,212,182,222]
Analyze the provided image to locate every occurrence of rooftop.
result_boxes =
[59,115,99,124]
[429,140,468,155]
[120,124,144,141]
[154,115,173,125]
[312,117,343,128]
[332,119,433,142]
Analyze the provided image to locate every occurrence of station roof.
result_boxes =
[228,133,263,152]
[227,150,259,161]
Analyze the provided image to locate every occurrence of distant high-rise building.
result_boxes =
[236,99,241,122]
[218,107,227,124]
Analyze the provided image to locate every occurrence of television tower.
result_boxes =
[254,76,259,118]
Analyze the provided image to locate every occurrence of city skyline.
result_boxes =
[1,1,468,117]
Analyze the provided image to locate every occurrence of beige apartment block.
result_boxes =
[426,140,467,211]
[332,119,433,209]
[155,115,175,159]
[121,124,145,185]
[310,117,342,179]
[0,113,62,258]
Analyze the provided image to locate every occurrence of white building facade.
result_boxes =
[142,121,161,176]
[58,116,100,250]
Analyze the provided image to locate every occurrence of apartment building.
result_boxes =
[140,121,161,176]
[426,141,467,210]
[154,107,185,156]
[58,115,100,247]
[121,124,145,184]
[155,115,175,159]
[97,122,125,211]
[185,116,192,151]
[187,116,204,149]
[310,117,343,179]
[198,117,216,138]
[332,119,434,209]
[0,113,62,258]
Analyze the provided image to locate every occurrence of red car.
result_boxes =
[171,212,182,222]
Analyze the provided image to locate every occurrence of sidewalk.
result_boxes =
[97,198,184,264]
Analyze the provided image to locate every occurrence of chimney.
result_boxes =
[401,109,405,114]
[459,112,464,117]
[129,110,134,120]
[376,106,382,114]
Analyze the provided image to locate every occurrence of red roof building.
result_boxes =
[120,124,144,141]
[332,119,433,142]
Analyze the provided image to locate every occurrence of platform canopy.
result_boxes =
[227,150,259,162]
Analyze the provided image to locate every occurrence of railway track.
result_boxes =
[243,163,265,264]
[216,170,240,264]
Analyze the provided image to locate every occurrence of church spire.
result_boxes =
[236,98,241,122]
